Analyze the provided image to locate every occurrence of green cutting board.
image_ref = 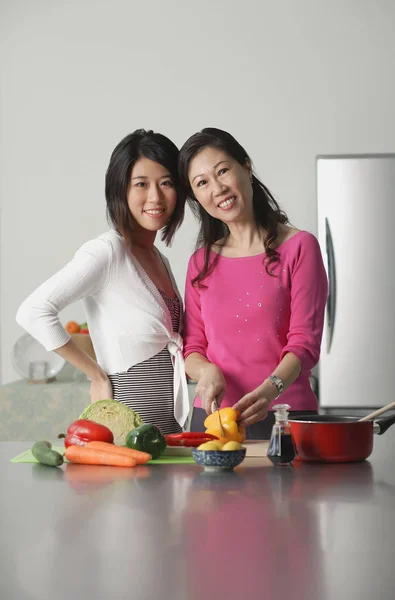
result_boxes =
[10,446,195,465]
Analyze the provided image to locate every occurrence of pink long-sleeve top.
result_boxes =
[183,230,328,412]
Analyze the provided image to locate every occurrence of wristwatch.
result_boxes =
[267,375,284,398]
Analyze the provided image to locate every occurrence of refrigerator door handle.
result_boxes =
[325,217,336,352]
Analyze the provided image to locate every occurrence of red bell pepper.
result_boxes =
[165,432,219,447]
[59,419,114,448]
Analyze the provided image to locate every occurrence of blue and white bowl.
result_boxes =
[191,448,246,471]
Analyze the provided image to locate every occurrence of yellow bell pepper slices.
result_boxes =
[204,407,246,444]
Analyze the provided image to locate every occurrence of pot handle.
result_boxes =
[374,414,395,435]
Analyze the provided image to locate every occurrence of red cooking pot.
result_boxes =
[289,414,395,463]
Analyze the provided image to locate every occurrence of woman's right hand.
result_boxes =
[90,374,113,403]
[195,363,226,414]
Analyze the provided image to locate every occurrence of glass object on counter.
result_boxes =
[267,404,296,466]
[28,360,49,382]
[12,333,65,380]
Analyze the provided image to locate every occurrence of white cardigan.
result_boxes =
[16,230,190,427]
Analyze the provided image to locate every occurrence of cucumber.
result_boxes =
[32,441,64,467]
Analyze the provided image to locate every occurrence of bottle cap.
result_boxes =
[272,403,291,422]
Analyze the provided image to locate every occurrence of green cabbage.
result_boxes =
[79,399,143,445]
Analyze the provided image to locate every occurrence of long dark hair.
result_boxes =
[178,127,288,286]
[105,129,185,248]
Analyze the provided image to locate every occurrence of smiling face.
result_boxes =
[127,157,177,232]
[188,146,253,224]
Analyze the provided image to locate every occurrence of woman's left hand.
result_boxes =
[233,382,276,427]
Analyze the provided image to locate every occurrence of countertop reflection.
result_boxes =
[1,437,395,600]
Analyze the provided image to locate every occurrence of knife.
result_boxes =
[211,399,225,437]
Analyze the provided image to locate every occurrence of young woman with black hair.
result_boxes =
[17,129,189,434]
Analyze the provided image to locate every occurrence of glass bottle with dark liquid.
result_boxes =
[267,404,296,466]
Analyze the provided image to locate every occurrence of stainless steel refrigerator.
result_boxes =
[317,154,395,408]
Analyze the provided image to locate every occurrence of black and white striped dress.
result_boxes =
[108,289,183,435]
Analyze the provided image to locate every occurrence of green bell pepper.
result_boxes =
[125,424,167,459]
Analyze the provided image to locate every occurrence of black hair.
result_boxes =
[178,127,288,285]
[105,129,185,248]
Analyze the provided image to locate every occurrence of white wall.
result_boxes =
[1,0,394,383]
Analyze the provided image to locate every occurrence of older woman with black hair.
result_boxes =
[179,127,328,439]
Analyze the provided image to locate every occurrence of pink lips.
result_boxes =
[144,209,166,219]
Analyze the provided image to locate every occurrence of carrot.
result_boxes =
[65,445,136,467]
[86,441,151,464]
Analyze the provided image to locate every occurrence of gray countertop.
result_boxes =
[1,436,395,600]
